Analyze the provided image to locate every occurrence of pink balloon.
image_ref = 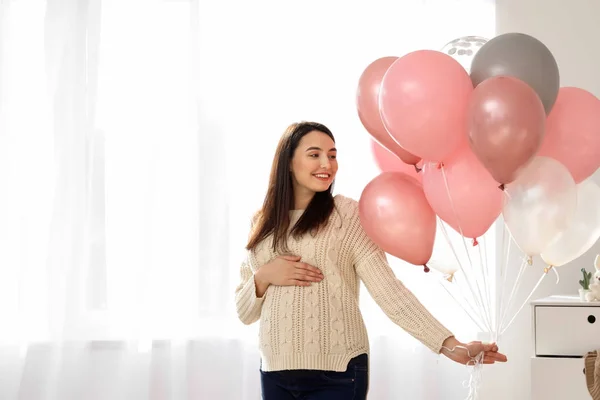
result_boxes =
[359,172,436,269]
[357,57,421,165]
[538,87,600,183]
[379,50,473,162]
[370,139,422,182]
[467,75,546,185]
[422,148,503,240]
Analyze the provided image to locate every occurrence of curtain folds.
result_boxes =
[0,0,496,398]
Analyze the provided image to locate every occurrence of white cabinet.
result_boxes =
[531,357,590,399]
[531,295,600,399]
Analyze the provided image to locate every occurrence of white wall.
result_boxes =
[482,1,600,398]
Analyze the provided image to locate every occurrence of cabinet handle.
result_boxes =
[588,315,596,324]
[584,368,586,375]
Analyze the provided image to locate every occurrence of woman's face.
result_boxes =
[290,130,338,197]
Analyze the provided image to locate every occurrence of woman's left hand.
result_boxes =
[441,336,508,365]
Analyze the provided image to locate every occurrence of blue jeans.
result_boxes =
[260,353,369,400]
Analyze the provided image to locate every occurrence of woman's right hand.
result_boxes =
[254,255,324,297]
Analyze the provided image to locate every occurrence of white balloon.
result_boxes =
[440,35,488,74]
[502,157,577,256]
[428,220,460,277]
[541,179,600,266]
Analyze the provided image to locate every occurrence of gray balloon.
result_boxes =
[470,32,560,114]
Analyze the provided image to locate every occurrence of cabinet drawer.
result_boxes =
[535,306,600,356]
[531,357,590,399]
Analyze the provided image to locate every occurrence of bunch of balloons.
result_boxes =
[357,32,600,271]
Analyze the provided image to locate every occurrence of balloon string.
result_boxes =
[464,362,484,400]
[455,275,493,331]
[552,266,560,284]
[441,345,484,400]
[438,219,487,328]
[477,235,492,330]
[439,279,486,332]
[440,165,493,331]
[455,274,491,332]
[481,232,492,327]
[440,166,492,330]
[500,254,527,329]
[480,230,495,341]
[499,256,528,333]
[438,217,491,331]
[501,270,549,335]
[495,223,511,340]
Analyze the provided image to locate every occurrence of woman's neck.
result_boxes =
[293,187,315,210]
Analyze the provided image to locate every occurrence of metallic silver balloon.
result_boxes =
[470,32,560,114]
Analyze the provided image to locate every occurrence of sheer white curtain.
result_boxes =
[0,0,495,399]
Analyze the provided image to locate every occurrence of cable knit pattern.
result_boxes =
[279,287,295,353]
[234,195,454,372]
[297,211,321,354]
[325,215,346,355]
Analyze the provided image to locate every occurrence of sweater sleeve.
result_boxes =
[343,198,454,353]
[234,214,265,325]
[234,252,265,325]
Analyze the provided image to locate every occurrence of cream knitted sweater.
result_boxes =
[235,195,453,372]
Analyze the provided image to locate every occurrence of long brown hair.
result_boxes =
[246,121,336,252]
